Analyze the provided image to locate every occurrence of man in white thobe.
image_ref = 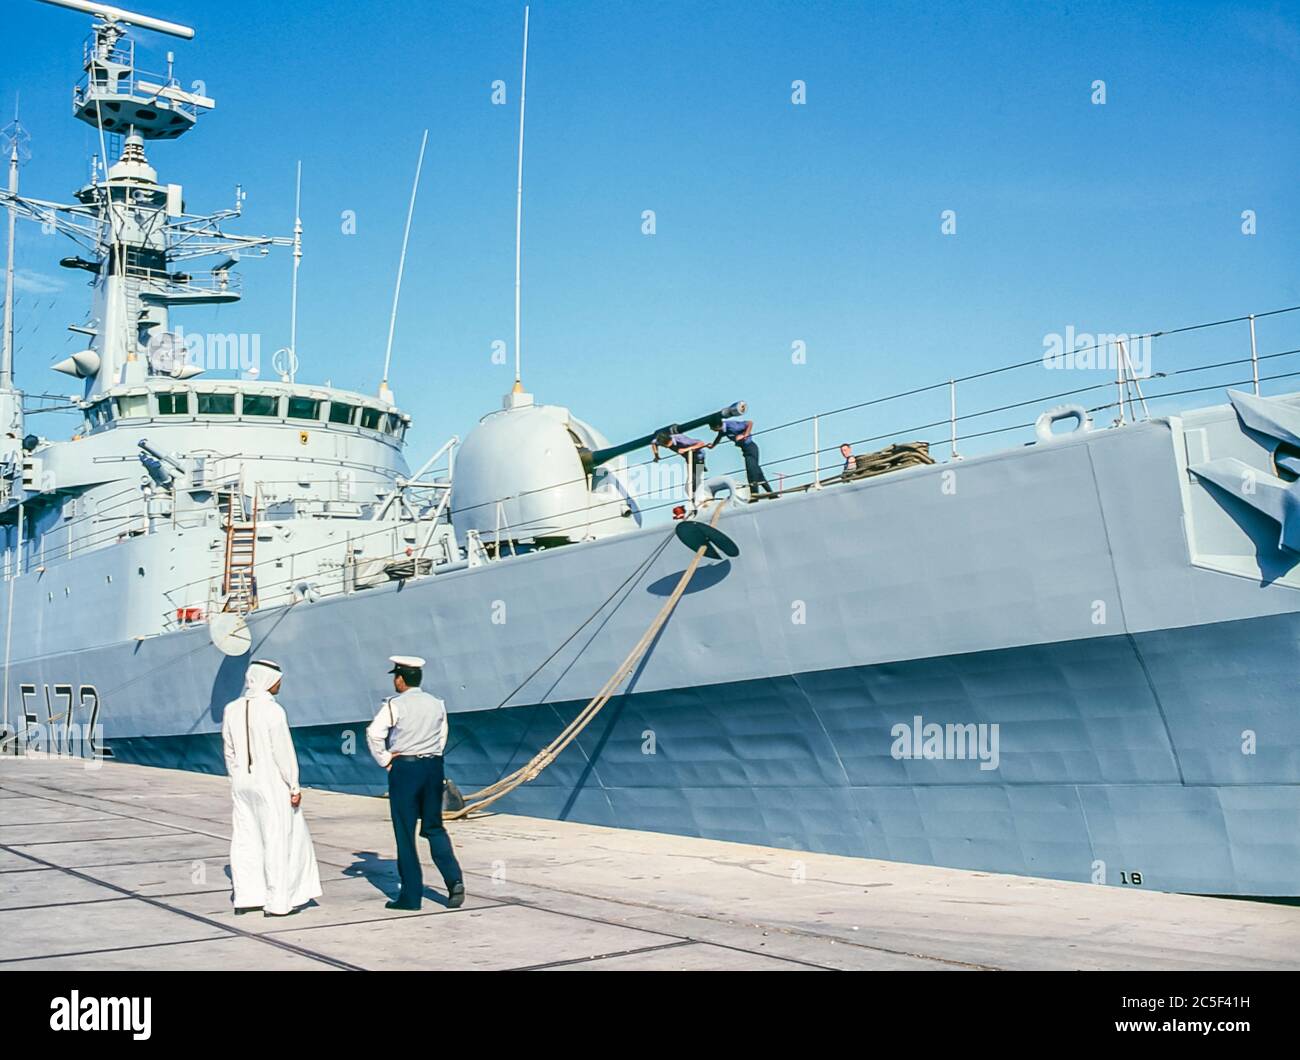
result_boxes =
[222,659,322,916]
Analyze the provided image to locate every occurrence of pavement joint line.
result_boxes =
[509,939,699,971]
[0,780,403,875]
[0,785,417,895]
[0,933,237,966]
[0,780,239,842]
[476,879,999,971]
[0,842,365,971]
[7,831,186,847]
[466,886,843,970]
[2,773,970,971]
[1,854,226,873]
[6,777,847,971]
[0,895,135,914]
[259,901,515,934]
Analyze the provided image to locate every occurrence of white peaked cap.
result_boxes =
[388,655,426,670]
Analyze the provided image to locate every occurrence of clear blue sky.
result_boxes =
[4,0,1298,473]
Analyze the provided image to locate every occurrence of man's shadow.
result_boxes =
[343,851,454,907]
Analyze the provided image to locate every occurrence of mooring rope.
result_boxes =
[443,501,726,820]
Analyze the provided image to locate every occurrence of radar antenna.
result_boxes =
[35,0,195,40]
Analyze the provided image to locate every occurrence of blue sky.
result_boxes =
[3,0,1298,475]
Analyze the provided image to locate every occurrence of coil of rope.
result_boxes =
[443,501,727,820]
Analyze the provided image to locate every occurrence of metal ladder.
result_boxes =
[221,491,258,613]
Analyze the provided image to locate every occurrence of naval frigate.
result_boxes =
[3,1,1299,898]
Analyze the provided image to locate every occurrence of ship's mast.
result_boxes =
[0,0,293,399]
[0,101,27,391]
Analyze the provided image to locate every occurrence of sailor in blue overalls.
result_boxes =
[711,401,774,497]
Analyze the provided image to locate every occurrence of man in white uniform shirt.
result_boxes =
[367,655,465,911]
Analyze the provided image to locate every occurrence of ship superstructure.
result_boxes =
[0,4,641,650]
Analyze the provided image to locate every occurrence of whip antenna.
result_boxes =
[1,97,29,391]
[512,5,530,392]
[380,129,429,404]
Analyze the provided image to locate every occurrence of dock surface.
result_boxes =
[1,757,1296,971]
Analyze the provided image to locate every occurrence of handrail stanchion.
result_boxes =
[949,379,961,460]
[1115,343,1126,426]
[812,414,822,489]
[1250,314,1259,396]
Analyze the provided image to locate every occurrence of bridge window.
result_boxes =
[242,394,280,417]
[328,402,357,425]
[157,392,189,415]
[197,392,236,415]
[287,397,322,420]
[359,407,383,431]
[115,394,148,418]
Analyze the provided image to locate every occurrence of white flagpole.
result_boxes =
[513,6,530,389]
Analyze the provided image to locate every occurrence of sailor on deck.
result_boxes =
[652,426,710,499]
[710,401,774,498]
[366,656,466,911]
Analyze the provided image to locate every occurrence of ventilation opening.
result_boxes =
[1274,442,1300,482]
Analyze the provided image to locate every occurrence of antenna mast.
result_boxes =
[1,99,28,391]
[288,160,302,382]
[512,5,530,391]
[380,129,429,405]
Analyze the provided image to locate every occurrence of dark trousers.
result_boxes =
[388,755,462,903]
[737,439,773,494]
[684,452,706,495]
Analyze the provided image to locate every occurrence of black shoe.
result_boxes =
[446,882,465,909]
[385,899,421,911]
[263,907,303,918]
[234,906,263,916]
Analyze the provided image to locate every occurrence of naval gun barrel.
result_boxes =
[137,438,184,489]
[137,438,184,472]
[585,403,743,470]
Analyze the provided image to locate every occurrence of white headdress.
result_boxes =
[243,659,282,699]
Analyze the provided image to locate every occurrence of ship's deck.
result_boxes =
[0,757,1295,970]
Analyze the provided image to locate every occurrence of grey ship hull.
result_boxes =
[11,405,1300,896]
